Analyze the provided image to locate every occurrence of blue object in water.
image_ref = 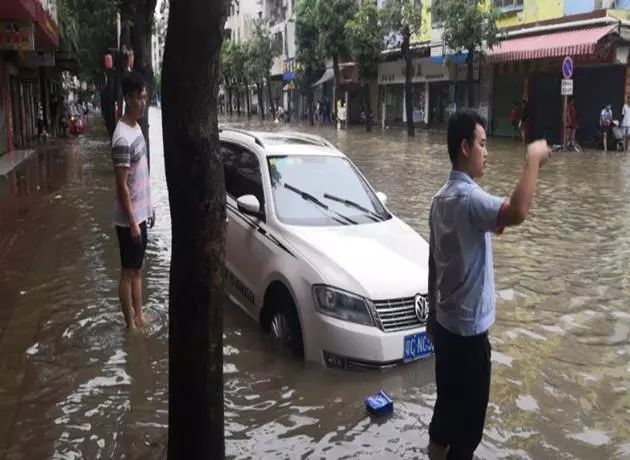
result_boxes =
[365,390,394,416]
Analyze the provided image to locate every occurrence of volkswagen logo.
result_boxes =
[414,294,428,322]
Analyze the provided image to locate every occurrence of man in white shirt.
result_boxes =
[622,96,630,152]
[111,71,154,331]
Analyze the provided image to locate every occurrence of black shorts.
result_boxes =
[115,221,147,269]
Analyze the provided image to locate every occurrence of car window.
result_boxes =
[220,142,265,213]
[267,155,390,226]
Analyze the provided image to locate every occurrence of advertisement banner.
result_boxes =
[1,21,35,51]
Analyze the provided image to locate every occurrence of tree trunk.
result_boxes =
[244,79,251,118]
[467,49,474,108]
[307,90,315,126]
[363,80,372,132]
[235,86,241,115]
[124,0,158,167]
[332,53,340,116]
[402,30,415,137]
[307,70,315,126]
[163,0,228,458]
[257,82,265,120]
[266,74,275,118]
[226,79,233,115]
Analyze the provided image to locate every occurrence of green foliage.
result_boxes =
[380,0,424,48]
[56,0,119,80]
[295,0,322,91]
[345,0,382,80]
[246,18,277,82]
[315,0,357,60]
[432,0,501,58]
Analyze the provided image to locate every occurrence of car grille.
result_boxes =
[373,296,427,332]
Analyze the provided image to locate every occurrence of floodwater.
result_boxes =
[0,108,629,459]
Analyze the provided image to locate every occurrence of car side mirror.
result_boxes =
[376,192,388,205]
[237,195,263,219]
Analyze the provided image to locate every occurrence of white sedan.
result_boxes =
[220,128,431,370]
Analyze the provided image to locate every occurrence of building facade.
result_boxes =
[0,0,60,155]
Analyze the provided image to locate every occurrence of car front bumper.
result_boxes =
[313,313,430,369]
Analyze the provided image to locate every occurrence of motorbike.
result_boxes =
[68,105,88,136]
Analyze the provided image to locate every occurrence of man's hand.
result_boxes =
[526,140,550,168]
[130,222,142,243]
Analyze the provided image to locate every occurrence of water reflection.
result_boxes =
[0,110,629,458]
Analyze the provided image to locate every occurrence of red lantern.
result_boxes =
[104,53,113,70]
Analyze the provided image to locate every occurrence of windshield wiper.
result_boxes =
[323,193,384,222]
[284,183,357,225]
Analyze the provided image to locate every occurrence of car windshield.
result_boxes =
[267,155,391,226]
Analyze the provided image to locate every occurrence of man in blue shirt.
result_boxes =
[427,110,549,459]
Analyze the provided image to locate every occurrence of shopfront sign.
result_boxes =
[22,51,55,67]
[283,57,295,81]
[1,21,34,51]
[378,57,451,85]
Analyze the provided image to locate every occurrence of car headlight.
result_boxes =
[313,286,374,326]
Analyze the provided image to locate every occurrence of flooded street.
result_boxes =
[1,108,629,459]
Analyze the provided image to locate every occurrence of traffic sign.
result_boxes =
[562,56,574,79]
[561,79,573,96]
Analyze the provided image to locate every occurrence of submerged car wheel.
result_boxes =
[265,291,303,357]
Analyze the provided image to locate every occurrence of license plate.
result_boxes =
[403,331,434,362]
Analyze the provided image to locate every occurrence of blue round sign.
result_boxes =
[562,56,574,79]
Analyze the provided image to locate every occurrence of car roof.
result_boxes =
[219,128,346,158]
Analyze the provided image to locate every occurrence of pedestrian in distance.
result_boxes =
[111,71,154,332]
[510,101,520,140]
[599,104,613,153]
[427,110,550,460]
[520,98,528,144]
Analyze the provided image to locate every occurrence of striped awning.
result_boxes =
[487,25,616,63]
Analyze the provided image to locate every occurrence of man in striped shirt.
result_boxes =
[111,71,153,331]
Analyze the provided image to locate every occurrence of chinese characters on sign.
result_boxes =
[1,21,34,51]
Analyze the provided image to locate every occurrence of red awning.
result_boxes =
[487,25,616,63]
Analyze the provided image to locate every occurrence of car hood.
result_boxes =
[283,218,429,300]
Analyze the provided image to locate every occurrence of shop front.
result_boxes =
[378,57,451,128]
[488,23,629,144]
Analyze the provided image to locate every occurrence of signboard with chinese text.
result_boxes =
[1,21,34,51]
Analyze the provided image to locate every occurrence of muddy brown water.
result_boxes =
[0,109,628,459]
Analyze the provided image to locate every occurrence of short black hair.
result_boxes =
[122,71,146,97]
[447,110,487,166]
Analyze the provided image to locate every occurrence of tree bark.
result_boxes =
[244,79,251,118]
[120,0,158,167]
[307,89,315,126]
[257,81,265,120]
[402,29,415,137]
[363,80,372,132]
[226,78,233,115]
[163,0,228,458]
[266,74,275,118]
[332,54,341,112]
[467,48,474,108]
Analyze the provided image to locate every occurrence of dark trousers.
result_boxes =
[429,322,492,460]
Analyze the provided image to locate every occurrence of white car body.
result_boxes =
[220,128,430,369]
